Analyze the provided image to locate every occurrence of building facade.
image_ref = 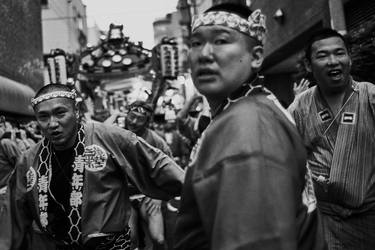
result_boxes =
[42,0,88,54]
[153,12,184,45]
[87,23,103,47]
[153,11,189,75]
[0,0,43,118]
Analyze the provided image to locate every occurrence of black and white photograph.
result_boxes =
[0,0,374,249]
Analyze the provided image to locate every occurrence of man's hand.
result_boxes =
[103,110,125,125]
[293,78,310,97]
[142,197,162,216]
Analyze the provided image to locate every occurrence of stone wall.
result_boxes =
[0,0,43,91]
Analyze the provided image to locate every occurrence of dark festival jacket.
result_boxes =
[141,128,172,157]
[1,122,184,249]
[174,85,326,250]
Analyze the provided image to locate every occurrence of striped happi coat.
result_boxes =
[288,80,375,250]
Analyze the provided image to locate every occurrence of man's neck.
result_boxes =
[53,143,75,153]
[53,130,78,151]
[319,85,351,116]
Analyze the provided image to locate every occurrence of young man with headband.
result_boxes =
[174,3,326,250]
[2,84,184,250]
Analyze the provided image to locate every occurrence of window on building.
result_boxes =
[41,0,48,6]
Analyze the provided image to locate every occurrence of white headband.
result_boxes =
[192,9,266,44]
[31,89,77,108]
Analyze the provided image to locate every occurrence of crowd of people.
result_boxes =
[0,2,374,250]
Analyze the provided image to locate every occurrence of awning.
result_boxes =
[0,75,35,116]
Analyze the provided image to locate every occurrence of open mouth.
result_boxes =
[327,69,342,79]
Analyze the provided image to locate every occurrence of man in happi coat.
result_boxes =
[0,127,22,250]
[288,28,375,249]
[174,3,326,250]
[125,100,172,158]
[0,127,21,188]
[125,100,172,250]
[1,84,184,250]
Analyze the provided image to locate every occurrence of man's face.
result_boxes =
[125,110,148,135]
[34,97,78,150]
[189,25,257,101]
[308,36,352,94]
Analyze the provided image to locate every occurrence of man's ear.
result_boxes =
[304,58,312,73]
[250,45,264,70]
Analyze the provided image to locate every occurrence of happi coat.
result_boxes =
[141,128,172,157]
[288,80,375,249]
[1,122,184,250]
[174,83,326,250]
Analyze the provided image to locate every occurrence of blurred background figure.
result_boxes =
[126,101,172,157]
[0,115,39,193]
[105,100,173,250]
[0,126,21,189]
[23,121,43,143]
[0,118,21,250]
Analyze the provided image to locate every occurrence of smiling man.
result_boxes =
[2,84,184,250]
[174,3,326,250]
[288,28,375,249]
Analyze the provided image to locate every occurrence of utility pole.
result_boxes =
[328,0,347,35]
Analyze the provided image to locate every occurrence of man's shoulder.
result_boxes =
[354,81,375,105]
[212,96,284,137]
[356,80,375,93]
[198,96,303,170]
[88,121,131,136]
[86,121,136,147]
[230,93,293,123]
[219,97,261,124]
[147,129,167,143]
[87,120,109,130]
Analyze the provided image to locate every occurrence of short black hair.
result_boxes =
[34,83,73,98]
[205,3,253,19]
[305,28,349,61]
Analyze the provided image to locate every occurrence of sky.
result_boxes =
[82,0,179,49]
